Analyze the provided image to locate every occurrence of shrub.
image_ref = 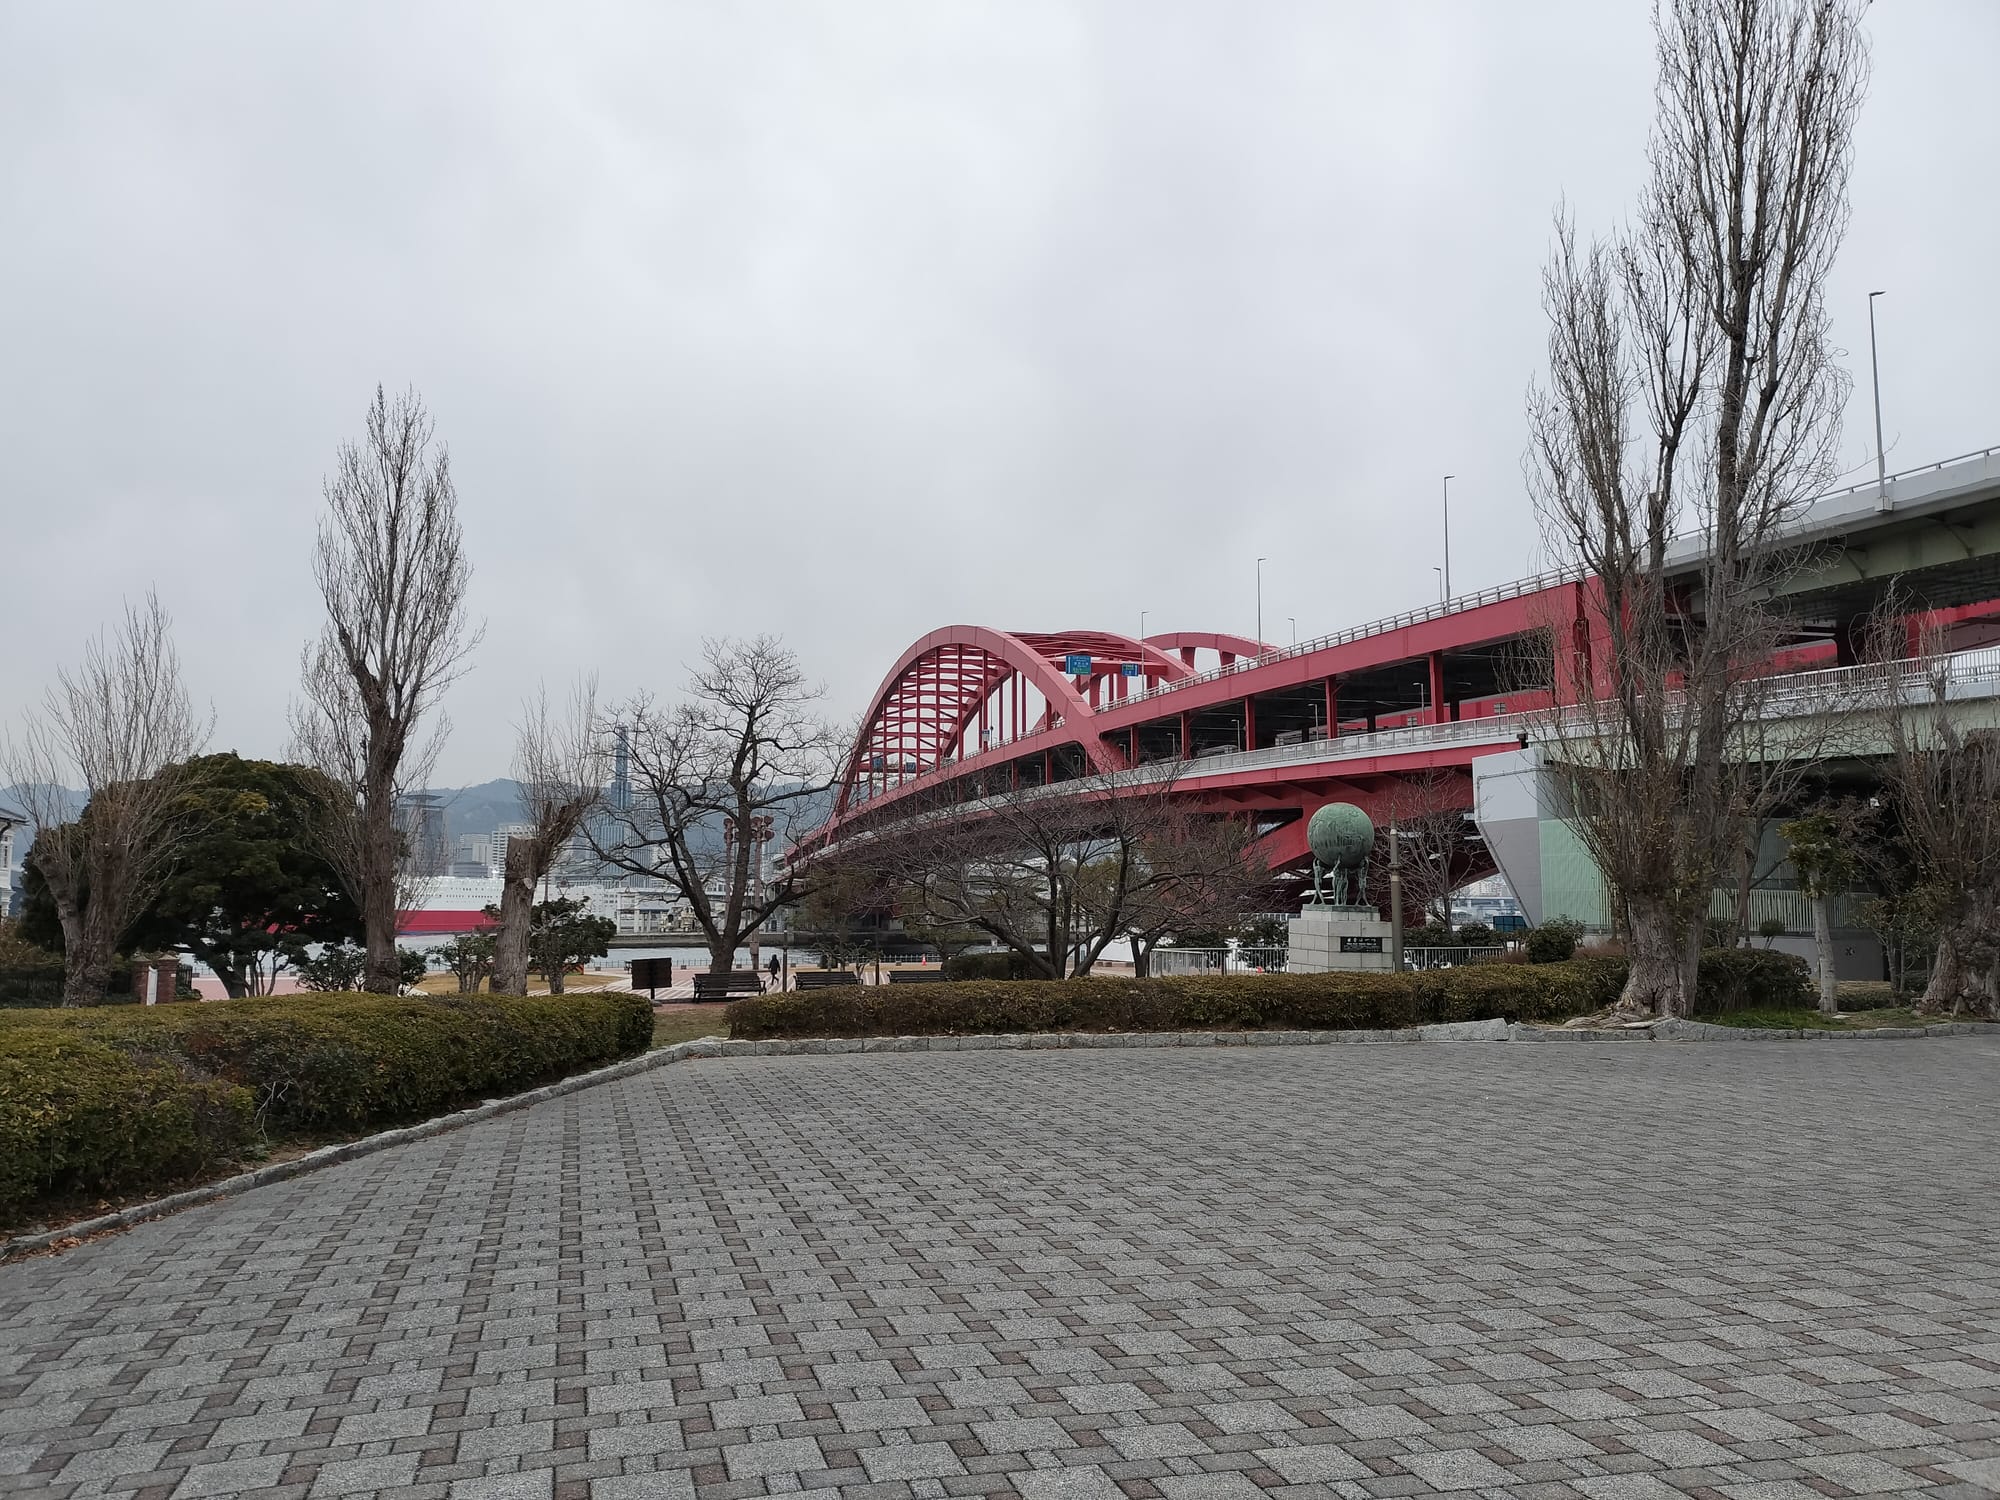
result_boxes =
[1453,922,1497,947]
[0,1031,255,1224]
[1525,917,1583,963]
[941,951,1030,982]
[297,944,429,992]
[1693,947,1812,1012]
[726,958,1627,1040]
[0,990,652,1227]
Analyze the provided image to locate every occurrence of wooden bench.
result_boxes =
[794,970,860,990]
[887,969,949,985]
[691,970,766,1001]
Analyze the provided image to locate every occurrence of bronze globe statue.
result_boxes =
[1305,802,1374,907]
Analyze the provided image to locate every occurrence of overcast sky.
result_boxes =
[5,2,1997,785]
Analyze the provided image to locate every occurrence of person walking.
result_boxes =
[766,953,780,990]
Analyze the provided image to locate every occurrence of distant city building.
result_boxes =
[1451,874,1526,932]
[488,823,533,875]
[450,833,491,878]
[395,793,450,878]
[0,807,22,919]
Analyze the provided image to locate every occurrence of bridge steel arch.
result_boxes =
[834,626,1194,817]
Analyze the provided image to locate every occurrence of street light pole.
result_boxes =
[1288,616,1297,645]
[1868,290,1888,510]
[1139,609,1148,642]
[1442,475,1454,600]
[1388,824,1405,972]
[1256,557,1267,654]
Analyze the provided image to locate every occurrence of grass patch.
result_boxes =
[651,1008,726,1050]
[1704,1005,1928,1030]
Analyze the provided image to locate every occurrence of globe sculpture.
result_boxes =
[1306,802,1375,907]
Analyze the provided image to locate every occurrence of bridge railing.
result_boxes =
[1122,567,1585,708]
[1121,443,2000,712]
[828,642,2000,835]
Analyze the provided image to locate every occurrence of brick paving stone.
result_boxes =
[6,1044,2000,1498]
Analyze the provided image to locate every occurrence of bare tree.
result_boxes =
[1866,624,2000,1017]
[290,386,481,994]
[593,637,842,977]
[880,771,1257,979]
[1,594,208,1005]
[491,679,608,995]
[1366,772,1481,929]
[1525,0,1868,1015]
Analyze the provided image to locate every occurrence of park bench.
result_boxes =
[691,970,766,1001]
[794,970,860,990]
[888,969,948,985]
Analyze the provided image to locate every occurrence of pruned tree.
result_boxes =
[491,679,608,995]
[1524,0,1869,1015]
[1865,625,2000,1016]
[0,594,208,1005]
[1780,805,1864,1014]
[593,637,842,976]
[880,771,1257,979]
[290,385,481,994]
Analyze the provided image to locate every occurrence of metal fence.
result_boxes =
[1401,946,1508,971]
[1149,946,1288,976]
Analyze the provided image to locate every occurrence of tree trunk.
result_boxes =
[491,837,536,995]
[547,963,566,995]
[1919,932,1963,1015]
[1812,894,1837,1015]
[1622,897,1694,1017]
[361,790,401,994]
[707,942,733,977]
[215,962,248,1001]
[62,946,113,1008]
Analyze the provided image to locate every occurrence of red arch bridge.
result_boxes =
[808,447,2000,921]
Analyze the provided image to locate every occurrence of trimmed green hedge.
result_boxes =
[0,990,652,1227]
[728,957,1630,1039]
[0,1032,255,1225]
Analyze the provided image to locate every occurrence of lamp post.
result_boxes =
[1868,290,1888,510]
[1442,475,1454,600]
[1256,557,1267,655]
[1288,615,1297,646]
[1433,566,1444,603]
[1139,609,1148,642]
[1388,823,1405,972]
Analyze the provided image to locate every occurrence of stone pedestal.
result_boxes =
[1288,905,1395,973]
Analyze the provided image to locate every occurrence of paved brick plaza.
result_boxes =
[4,1042,2000,1499]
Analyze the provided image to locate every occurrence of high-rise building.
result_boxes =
[395,793,450,878]
[0,807,21,919]
[451,833,492,878]
[489,823,534,874]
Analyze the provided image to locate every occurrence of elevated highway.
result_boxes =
[814,444,2000,902]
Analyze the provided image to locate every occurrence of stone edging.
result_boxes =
[9,1015,1994,1260]
[0,1040,714,1263]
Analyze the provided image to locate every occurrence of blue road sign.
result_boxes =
[1064,653,1092,675]
[1121,662,1142,677]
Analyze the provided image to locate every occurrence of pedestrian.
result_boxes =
[766,953,780,989]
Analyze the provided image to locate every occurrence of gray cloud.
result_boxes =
[4,1,1995,781]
